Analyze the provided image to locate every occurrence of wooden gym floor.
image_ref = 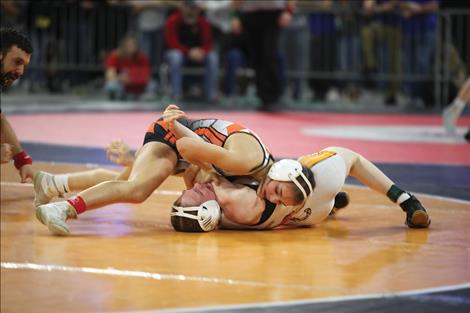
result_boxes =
[2,109,470,312]
[1,162,469,313]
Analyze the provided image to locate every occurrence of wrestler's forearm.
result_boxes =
[1,113,24,155]
[172,120,204,141]
[183,165,200,189]
[177,137,251,174]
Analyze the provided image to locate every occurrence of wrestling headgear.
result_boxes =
[170,200,221,232]
[268,159,313,201]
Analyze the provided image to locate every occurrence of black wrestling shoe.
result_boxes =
[330,192,350,216]
[400,195,431,228]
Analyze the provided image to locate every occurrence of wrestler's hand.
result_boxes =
[106,139,135,167]
[163,104,186,134]
[1,143,13,163]
[183,164,200,189]
[19,164,34,183]
[188,47,205,62]
[196,168,218,184]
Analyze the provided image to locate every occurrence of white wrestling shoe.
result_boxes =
[33,171,64,206]
[36,201,77,236]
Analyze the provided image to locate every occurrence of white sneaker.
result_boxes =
[33,171,62,206]
[443,106,458,135]
[36,201,77,236]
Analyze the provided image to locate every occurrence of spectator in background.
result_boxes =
[104,34,153,100]
[223,1,287,102]
[77,0,97,66]
[164,0,218,101]
[26,0,54,92]
[400,0,439,107]
[278,5,309,100]
[443,77,470,141]
[301,0,337,102]
[361,0,402,106]
[1,1,26,30]
[439,0,470,104]
[335,0,363,101]
[130,0,171,77]
[58,0,98,89]
[103,1,133,56]
[231,0,293,111]
[194,0,244,100]
[195,0,232,52]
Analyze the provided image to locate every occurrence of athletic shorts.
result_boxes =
[143,117,192,158]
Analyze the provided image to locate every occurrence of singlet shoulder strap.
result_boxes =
[254,200,277,226]
[234,130,273,176]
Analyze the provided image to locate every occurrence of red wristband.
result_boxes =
[13,151,33,170]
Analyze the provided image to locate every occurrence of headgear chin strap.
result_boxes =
[268,159,313,201]
[170,200,221,232]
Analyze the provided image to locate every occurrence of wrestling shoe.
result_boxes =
[400,195,431,228]
[329,192,350,216]
[33,171,63,206]
[36,201,77,235]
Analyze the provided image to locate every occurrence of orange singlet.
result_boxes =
[144,118,273,178]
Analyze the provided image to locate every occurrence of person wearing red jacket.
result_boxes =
[104,34,154,100]
[164,1,218,101]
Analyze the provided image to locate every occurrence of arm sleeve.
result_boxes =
[105,52,118,69]
[165,14,190,54]
[199,17,213,53]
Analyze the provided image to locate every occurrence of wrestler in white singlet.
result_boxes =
[220,150,346,230]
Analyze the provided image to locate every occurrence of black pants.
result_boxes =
[308,33,337,100]
[241,10,282,106]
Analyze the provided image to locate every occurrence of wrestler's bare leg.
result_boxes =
[36,142,177,234]
[443,78,470,134]
[78,142,176,209]
[33,167,129,206]
[328,146,430,228]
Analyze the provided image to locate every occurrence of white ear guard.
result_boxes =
[268,159,313,201]
[171,200,221,232]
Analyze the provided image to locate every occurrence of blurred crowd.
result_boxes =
[1,0,469,110]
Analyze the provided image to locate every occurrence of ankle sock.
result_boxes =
[54,174,70,195]
[67,195,87,214]
[387,185,410,204]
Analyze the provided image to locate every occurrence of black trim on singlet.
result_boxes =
[255,200,277,226]
[241,183,277,226]
[206,120,226,139]
[207,127,225,144]
[235,131,274,174]
[187,119,226,145]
